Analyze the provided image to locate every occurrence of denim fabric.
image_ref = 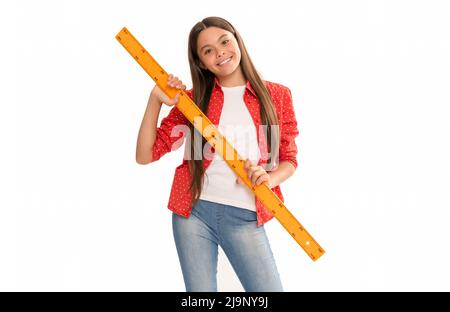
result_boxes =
[172,199,283,292]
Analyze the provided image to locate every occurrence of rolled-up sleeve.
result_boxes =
[278,87,299,169]
[151,90,192,162]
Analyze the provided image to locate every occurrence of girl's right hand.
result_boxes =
[151,74,186,106]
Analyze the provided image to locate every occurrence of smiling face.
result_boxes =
[196,27,243,83]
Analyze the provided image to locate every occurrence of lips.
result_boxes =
[217,56,232,66]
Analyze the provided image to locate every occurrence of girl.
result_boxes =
[136,17,299,292]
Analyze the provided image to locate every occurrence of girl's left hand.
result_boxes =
[236,159,273,189]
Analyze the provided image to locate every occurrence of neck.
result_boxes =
[217,66,246,87]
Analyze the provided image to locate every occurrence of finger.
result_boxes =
[246,164,255,178]
[251,170,266,185]
[167,75,178,87]
[255,174,269,186]
[169,93,180,105]
[247,165,260,180]
[247,166,261,184]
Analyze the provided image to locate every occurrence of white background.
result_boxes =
[2,0,449,291]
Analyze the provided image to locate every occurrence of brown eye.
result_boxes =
[222,40,229,45]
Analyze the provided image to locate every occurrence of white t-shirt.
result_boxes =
[199,85,261,211]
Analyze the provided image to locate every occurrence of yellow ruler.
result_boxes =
[116,27,325,261]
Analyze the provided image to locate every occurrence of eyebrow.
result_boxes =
[200,34,229,52]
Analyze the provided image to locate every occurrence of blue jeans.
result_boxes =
[172,199,283,292]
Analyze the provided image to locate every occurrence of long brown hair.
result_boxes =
[186,16,279,208]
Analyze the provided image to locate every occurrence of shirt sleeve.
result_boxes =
[278,87,299,169]
[151,89,192,162]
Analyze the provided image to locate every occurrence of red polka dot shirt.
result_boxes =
[151,77,299,226]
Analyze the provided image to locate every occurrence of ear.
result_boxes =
[199,62,207,70]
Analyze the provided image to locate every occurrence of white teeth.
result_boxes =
[218,57,231,66]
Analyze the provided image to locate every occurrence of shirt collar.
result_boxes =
[213,76,257,97]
